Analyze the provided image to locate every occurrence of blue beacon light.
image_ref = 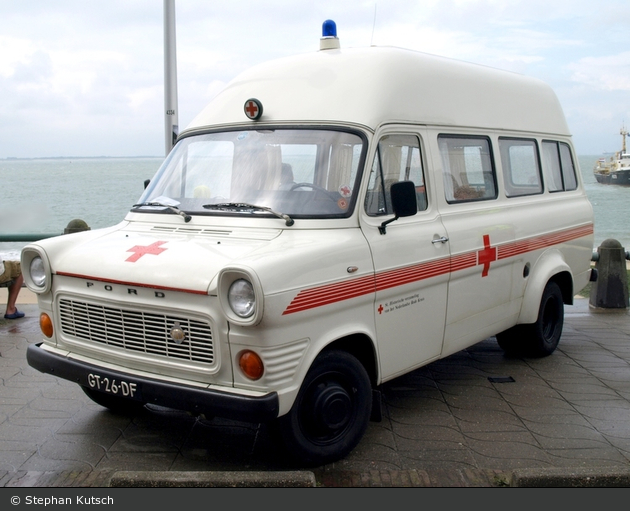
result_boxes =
[322,20,337,38]
[320,20,340,50]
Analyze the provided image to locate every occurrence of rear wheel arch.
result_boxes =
[551,271,574,305]
[497,279,565,357]
[519,251,573,324]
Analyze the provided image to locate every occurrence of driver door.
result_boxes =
[361,130,449,381]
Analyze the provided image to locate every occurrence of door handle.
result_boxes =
[431,236,449,244]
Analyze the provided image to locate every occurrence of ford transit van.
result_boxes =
[23,21,595,465]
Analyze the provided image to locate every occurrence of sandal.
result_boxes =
[4,310,25,319]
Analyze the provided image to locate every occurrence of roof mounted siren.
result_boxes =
[320,20,340,50]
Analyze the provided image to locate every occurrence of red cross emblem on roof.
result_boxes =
[126,240,168,263]
[244,98,263,120]
[477,234,496,277]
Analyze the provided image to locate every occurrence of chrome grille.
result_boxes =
[58,299,214,364]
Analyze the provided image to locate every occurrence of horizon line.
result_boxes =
[0,153,616,161]
[1,155,163,161]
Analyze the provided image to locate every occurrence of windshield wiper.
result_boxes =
[202,202,294,226]
[132,201,191,223]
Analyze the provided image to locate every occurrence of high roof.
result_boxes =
[184,45,570,137]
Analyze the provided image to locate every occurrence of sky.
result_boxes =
[1,0,628,159]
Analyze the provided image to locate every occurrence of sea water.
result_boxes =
[0,157,162,260]
[0,155,627,260]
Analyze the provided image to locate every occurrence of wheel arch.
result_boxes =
[320,334,378,388]
[519,250,574,324]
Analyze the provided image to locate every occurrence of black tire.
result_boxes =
[81,386,146,416]
[278,350,372,466]
[496,281,564,357]
[528,281,564,356]
[496,324,526,354]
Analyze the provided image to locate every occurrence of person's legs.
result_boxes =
[4,273,24,318]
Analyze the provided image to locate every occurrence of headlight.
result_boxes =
[218,268,263,326]
[228,279,255,318]
[21,247,52,294]
[30,256,47,288]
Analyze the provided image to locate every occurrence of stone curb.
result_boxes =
[510,467,630,487]
[108,470,317,488]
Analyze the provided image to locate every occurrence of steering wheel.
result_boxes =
[289,182,339,204]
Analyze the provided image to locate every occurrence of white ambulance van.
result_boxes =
[23,21,595,465]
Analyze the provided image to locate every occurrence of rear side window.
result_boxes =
[541,141,578,192]
[438,135,497,203]
[365,134,427,216]
[499,138,543,197]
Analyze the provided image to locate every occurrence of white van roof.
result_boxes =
[185,45,570,137]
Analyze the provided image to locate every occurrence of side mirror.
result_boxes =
[379,181,418,234]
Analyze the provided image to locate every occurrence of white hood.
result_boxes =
[43,223,281,294]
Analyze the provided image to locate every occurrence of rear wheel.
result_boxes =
[81,386,146,415]
[497,281,564,357]
[278,350,372,466]
[496,325,526,354]
[529,281,564,356]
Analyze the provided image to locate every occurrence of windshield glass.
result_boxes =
[136,128,365,220]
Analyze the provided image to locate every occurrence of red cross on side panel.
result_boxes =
[477,234,497,277]
[126,241,168,263]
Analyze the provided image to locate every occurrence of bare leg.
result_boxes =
[5,274,24,316]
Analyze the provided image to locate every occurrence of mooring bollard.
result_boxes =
[64,219,90,235]
[589,238,629,309]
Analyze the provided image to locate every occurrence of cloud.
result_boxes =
[569,52,630,92]
[0,0,627,156]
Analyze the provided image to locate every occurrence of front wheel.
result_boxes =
[278,350,372,466]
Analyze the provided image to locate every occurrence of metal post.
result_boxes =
[164,0,179,156]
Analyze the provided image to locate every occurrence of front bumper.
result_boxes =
[27,343,280,423]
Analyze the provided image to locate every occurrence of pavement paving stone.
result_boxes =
[2,300,630,486]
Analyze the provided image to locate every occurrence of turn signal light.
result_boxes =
[238,350,264,380]
[40,313,53,338]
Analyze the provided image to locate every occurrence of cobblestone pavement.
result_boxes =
[2,299,630,487]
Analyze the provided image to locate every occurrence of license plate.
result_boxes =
[86,372,142,400]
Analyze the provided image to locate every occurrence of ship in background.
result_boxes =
[594,126,630,185]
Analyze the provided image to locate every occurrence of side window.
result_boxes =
[438,135,497,203]
[542,141,578,192]
[559,143,578,191]
[499,138,543,197]
[365,134,427,216]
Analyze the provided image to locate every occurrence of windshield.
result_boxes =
[136,128,365,221]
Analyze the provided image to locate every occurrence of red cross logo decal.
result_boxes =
[378,304,384,314]
[244,98,263,120]
[126,241,168,263]
[477,234,496,277]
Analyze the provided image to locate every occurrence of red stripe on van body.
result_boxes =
[497,224,593,259]
[281,223,593,315]
[282,275,376,315]
[375,258,451,291]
